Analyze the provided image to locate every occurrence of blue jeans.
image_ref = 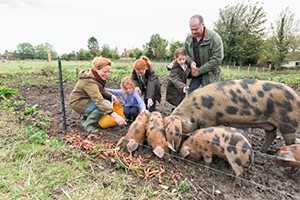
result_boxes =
[189,76,203,94]
[124,106,139,121]
[84,102,99,115]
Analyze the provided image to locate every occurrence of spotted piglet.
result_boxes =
[116,110,150,153]
[274,144,300,169]
[164,115,183,152]
[180,126,254,176]
[146,112,175,158]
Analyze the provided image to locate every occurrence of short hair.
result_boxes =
[92,56,111,70]
[174,48,187,58]
[120,76,135,90]
[190,15,204,24]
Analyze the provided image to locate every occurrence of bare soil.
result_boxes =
[14,76,300,200]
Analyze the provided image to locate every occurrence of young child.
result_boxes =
[166,48,193,107]
[107,76,146,121]
[131,56,161,112]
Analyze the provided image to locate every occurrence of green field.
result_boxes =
[1,60,300,87]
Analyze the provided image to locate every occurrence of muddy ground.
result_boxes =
[14,75,300,200]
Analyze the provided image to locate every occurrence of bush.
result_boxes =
[25,125,48,144]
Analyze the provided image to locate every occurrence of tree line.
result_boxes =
[1,2,299,67]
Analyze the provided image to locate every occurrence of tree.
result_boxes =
[101,45,120,59]
[271,7,300,66]
[144,34,168,60]
[87,36,100,57]
[34,43,57,60]
[128,48,143,59]
[77,49,92,60]
[16,42,35,59]
[61,51,77,61]
[168,41,184,59]
[214,2,266,65]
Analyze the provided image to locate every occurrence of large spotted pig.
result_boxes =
[180,126,253,176]
[274,144,300,169]
[164,115,183,151]
[117,110,150,153]
[146,112,175,158]
[172,79,300,152]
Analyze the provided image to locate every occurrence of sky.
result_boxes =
[0,0,299,55]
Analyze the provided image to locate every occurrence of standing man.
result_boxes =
[185,15,224,93]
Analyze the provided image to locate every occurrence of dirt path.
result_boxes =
[18,78,300,200]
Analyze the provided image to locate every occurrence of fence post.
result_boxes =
[57,57,67,133]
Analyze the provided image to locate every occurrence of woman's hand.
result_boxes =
[111,112,127,126]
[112,95,120,104]
[147,98,154,108]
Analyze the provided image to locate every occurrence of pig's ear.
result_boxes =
[116,137,125,147]
[180,147,190,158]
[127,139,139,153]
[153,146,165,158]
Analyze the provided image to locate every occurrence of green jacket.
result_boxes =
[184,28,224,86]
[69,69,113,115]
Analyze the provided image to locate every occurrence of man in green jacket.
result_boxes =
[185,15,224,93]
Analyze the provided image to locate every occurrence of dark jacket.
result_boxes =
[166,61,191,106]
[131,69,161,102]
[69,69,113,114]
[184,28,224,86]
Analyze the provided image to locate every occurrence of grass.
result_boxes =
[0,59,299,199]
[1,60,300,88]
[0,96,181,199]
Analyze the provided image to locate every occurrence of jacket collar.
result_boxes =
[186,28,210,46]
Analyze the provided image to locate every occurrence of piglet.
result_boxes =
[116,110,150,153]
[146,111,175,158]
[164,115,183,151]
[180,126,254,176]
[274,144,300,169]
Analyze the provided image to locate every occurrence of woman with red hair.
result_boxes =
[131,56,161,111]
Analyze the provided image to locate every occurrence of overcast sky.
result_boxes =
[0,0,299,54]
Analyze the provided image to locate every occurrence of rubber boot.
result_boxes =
[81,109,102,134]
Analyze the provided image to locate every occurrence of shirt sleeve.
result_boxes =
[106,88,123,97]
[133,91,146,111]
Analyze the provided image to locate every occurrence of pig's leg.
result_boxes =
[261,129,277,153]
[202,151,213,164]
[226,155,244,176]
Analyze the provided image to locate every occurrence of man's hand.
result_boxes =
[111,112,127,126]
[191,62,200,77]
[147,98,154,108]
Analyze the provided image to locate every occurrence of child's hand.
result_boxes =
[147,98,154,108]
[166,61,174,70]
[183,86,189,94]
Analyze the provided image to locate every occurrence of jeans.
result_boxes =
[124,106,139,121]
[84,102,99,114]
[189,76,203,94]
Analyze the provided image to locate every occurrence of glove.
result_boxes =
[147,98,154,108]
[183,86,189,94]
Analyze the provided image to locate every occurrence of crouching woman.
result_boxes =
[69,56,127,133]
